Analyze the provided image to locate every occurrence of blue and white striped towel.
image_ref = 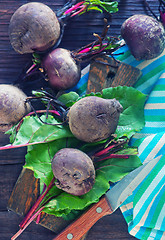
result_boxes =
[118,46,165,240]
[71,44,165,240]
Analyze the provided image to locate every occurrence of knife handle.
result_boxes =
[53,196,113,240]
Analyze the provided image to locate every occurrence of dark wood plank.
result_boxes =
[0,211,56,240]
[0,164,23,211]
[0,209,133,240]
[7,168,73,235]
[87,213,135,240]
[8,169,40,216]
[0,132,26,164]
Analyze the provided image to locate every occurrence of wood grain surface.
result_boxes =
[87,56,142,93]
[0,1,160,240]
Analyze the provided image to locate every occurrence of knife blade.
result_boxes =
[53,156,160,240]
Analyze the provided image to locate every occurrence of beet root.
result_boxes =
[67,96,123,143]
[121,14,165,60]
[42,48,81,90]
[9,2,60,54]
[51,148,95,196]
[0,84,31,132]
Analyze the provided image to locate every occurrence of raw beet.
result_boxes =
[121,14,165,60]
[42,48,81,90]
[51,148,95,196]
[9,2,60,54]
[67,96,123,143]
[0,84,31,132]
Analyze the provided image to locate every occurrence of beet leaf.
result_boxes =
[102,86,147,138]
[4,114,73,149]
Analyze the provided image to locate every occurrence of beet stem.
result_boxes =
[70,5,87,17]
[56,0,77,17]
[101,18,110,38]
[26,63,37,74]
[0,143,34,151]
[64,1,85,15]
[11,206,45,240]
[19,177,55,230]
[94,144,116,157]
[93,59,119,68]
[78,44,101,54]
[26,100,64,126]
[36,211,42,224]
[96,154,130,162]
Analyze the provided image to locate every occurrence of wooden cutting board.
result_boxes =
[87,55,142,93]
[7,55,142,239]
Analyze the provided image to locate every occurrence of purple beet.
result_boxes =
[42,48,81,90]
[51,148,95,196]
[121,14,165,60]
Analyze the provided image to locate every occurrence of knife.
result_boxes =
[53,156,160,240]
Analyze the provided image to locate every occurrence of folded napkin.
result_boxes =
[70,44,165,240]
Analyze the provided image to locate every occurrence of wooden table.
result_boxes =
[0,1,160,239]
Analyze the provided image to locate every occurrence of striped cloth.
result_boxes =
[120,154,165,240]
[116,45,165,240]
[71,44,165,239]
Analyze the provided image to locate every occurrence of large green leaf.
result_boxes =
[57,91,79,107]
[8,115,73,147]
[85,0,118,13]
[102,86,147,138]
[95,155,142,182]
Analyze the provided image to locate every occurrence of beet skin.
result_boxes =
[42,48,81,90]
[0,84,31,132]
[121,14,165,60]
[9,2,60,54]
[52,148,95,196]
[67,96,123,143]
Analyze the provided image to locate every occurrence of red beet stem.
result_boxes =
[71,5,87,17]
[96,154,130,162]
[26,63,37,74]
[19,177,55,229]
[94,144,116,157]
[11,206,45,240]
[64,1,85,14]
